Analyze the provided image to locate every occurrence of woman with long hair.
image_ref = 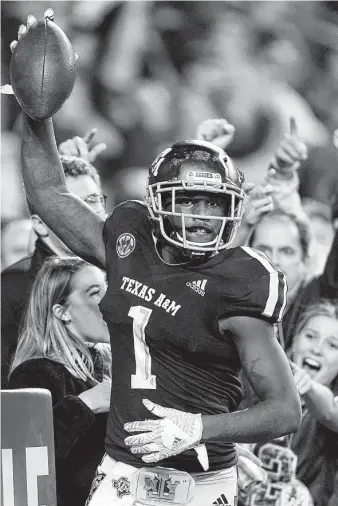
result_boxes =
[239,300,338,506]
[287,301,338,505]
[8,256,111,506]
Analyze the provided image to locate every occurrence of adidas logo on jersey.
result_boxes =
[186,280,207,296]
[213,494,230,505]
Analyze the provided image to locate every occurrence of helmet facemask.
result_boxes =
[147,183,244,253]
[145,142,245,254]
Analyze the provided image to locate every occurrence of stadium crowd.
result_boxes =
[1,2,338,506]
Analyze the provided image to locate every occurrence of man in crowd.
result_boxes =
[1,148,107,387]
[249,209,337,349]
[8,12,301,506]
[224,116,338,352]
[248,133,338,351]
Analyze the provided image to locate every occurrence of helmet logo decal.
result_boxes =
[116,233,136,258]
[186,171,222,187]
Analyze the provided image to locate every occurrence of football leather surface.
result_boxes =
[10,19,76,120]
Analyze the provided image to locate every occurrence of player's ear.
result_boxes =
[31,214,49,238]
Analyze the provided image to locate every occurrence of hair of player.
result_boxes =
[248,209,311,260]
[9,256,105,383]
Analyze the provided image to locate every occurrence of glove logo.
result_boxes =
[116,233,136,258]
[112,476,131,498]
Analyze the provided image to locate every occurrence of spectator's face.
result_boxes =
[66,175,106,219]
[251,216,305,292]
[44,174,106,255]
[292,315,338,386]
[65,265,109,343]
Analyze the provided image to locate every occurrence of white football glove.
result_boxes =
[124,399,208,469]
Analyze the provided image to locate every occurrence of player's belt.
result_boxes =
[100,454,195,505]
[132,466,195,506]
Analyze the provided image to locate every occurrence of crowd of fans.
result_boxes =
[1,2,338,506]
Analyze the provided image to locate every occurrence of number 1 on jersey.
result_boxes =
[128,306,156,389]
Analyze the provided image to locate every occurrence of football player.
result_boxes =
[10,11,301,506]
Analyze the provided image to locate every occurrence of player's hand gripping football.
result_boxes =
[196,118,235,151]
[8,9,78,120]
[10,9,79,59]
[59,128,107,163]
[9,12,37,52]
[269,117,308,176]
[124,399,207,468]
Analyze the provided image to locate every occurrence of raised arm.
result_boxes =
[266,117,308,220]
[11,13,106,268]
[21,115,106,268]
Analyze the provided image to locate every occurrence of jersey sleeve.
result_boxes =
[239,270,287,324]
[240,247,287,324]
[219,246,287,325]
[102,200,152,278]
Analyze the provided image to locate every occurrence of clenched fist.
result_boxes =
[196,118,235,151]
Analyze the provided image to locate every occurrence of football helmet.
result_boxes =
[145,140,245,254]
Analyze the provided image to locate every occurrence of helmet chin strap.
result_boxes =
[174,230,219,248]
[159,216,221,259]
[170,230,219,259]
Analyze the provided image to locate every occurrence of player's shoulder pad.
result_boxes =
[106,199,147,220]
[103,200,150,243]
[239,246,282,275]
[105,199,147,225]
